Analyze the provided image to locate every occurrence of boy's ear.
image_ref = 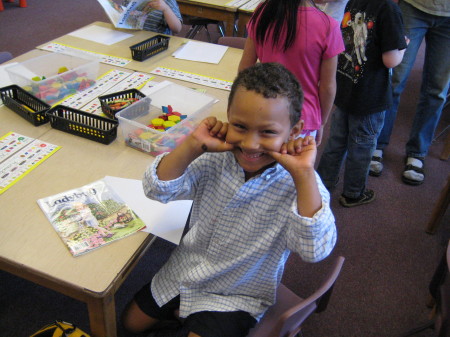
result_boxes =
[290,120,304,139]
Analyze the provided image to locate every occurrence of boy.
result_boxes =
[143,0,182,34]
[369,0,449,185]
[317,0,408,207]
[122,63,337,337]
[120,0,182,34]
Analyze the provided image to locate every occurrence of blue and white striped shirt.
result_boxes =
[143,151,336,320]
[142,0,182,34]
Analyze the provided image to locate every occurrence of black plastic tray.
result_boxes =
[0,85,50,126]
[98,88,146,119]
[46,105,118,145]
[130,35,170,61]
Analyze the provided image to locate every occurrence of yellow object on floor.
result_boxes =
[30,320,90,337]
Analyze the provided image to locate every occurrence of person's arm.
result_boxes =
[269,136,322,217]
[317,55,338,146]
[238,37,258,73]
[156,117,233,180]
[149,0,182,34]
[382,49,406,68]
[382,37,409,68]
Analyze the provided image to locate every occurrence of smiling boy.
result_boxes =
[122,63,337,337]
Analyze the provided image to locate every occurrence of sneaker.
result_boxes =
[402,157,425,185]
[339,189,375,207]
[369,150,383,177]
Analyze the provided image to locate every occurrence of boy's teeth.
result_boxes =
[245,152,262,158]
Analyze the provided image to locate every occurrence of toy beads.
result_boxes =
[123,104,194,156]
[25,68,96,105]
[147,105,187,131]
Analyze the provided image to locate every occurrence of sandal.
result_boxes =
[402,157,425,185]
[369,150,383,177]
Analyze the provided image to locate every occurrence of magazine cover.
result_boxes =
[97,0,156,30]
[37,178,146,257]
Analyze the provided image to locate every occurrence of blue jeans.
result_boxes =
[377,1,450,158]
[317,107,385,199]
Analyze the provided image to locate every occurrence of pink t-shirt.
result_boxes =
[247,7,344,130]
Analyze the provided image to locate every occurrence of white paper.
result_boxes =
[104,176,192,245]
[69,25,133,46]
[172,41,228,64]
[0,62,17,88]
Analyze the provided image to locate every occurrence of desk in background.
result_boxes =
[237,0,263,37]
[178,0,240,37]
[1,22,243,337]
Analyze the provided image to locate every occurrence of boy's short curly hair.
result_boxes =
[228,63,304,126]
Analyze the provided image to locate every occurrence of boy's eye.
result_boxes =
[233,123,246,130]
[262,130,277,135]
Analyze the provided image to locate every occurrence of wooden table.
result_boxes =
[1,22,243,337]
[178,0,239,37]
[236,0,263,37]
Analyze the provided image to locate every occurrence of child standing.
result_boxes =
[316,0,349,23]
[317,0,408,207]
[238,0,345,145]
[118,0,182,34]
[122,63,337,337]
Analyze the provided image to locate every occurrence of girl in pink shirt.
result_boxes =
[239,0,344,145]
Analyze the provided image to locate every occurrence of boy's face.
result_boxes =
[226,88,302,179]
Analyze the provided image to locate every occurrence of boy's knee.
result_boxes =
[122,300,156,333]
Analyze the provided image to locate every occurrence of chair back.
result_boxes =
[217,37,247,49]
[247,256,345,337]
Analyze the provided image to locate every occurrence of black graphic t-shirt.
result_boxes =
[334,0,407,115]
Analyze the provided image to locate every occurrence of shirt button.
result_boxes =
[266,175,271,180]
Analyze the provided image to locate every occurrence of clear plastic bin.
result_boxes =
[116,82,215,156]
[5,53,99,105]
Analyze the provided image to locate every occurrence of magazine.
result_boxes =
[37,178,146,257]
[97,0,156,30]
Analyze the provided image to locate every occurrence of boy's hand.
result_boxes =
[268,136,317,175]
[148,0,169,12]
[189,117,234,153]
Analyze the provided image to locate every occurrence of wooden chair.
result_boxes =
[0,52,13,64]
[400,240,450,337]
[183,16,225,43]
[0,0,27,11]
[246,256,345,337]
[217,37,247,49]
[426,174,450,234]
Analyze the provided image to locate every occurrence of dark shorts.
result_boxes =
[134,283,257,337]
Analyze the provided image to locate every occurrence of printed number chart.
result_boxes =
[39,42,132,67]
[55,69,154,115]
[0,132,60,195]
[150,67,232,91]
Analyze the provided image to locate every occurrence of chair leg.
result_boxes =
[205,25,212,43]
[0,0,4,11]
[19,0,26,7]
[185,25,203,39]
[218,23,225,37]
[440,128,450,161]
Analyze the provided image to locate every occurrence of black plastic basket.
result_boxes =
[98,88,146,119]
[0,85,51,126]
[130,35,170,61]
[46,105,118,145]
